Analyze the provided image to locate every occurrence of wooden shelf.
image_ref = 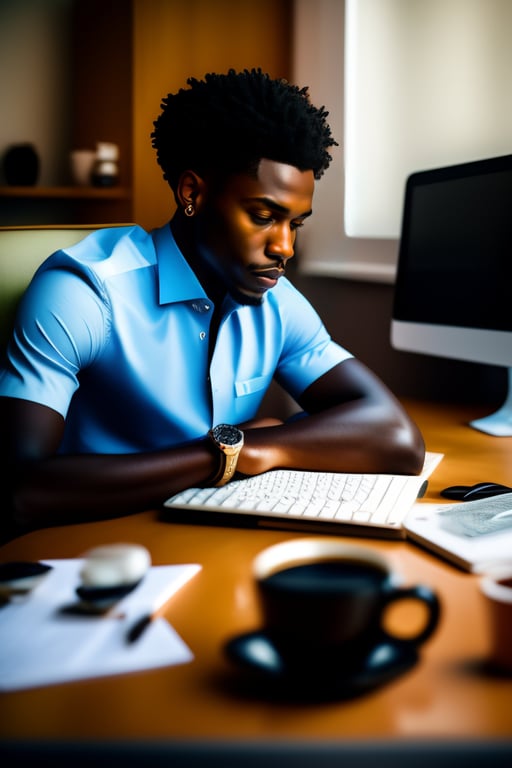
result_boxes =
[0,186,131,200]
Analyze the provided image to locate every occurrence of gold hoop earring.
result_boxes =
[184,203,195,217]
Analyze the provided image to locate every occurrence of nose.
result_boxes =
[266,222,296,261]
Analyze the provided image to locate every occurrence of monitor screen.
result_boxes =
[391,154,512,435]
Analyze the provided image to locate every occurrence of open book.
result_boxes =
[163,452,443,540]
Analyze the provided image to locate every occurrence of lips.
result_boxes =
[250,267,285,281]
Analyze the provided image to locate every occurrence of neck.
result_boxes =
[170,213,226,308]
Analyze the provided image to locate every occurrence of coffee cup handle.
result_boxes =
[380,585,441,646]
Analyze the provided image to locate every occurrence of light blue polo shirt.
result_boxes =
[0,223,351,454]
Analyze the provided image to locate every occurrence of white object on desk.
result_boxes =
[404,495,512,572]
[80,543,151,587]
[164,452,444,539]
[0,559,201,691]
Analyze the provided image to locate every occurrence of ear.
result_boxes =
[176,170,207,213]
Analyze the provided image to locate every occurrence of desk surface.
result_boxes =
[1,400,511,743]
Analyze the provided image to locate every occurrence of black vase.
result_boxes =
[3,143,40,186]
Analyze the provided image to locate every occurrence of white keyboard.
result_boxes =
[164,453,444,532]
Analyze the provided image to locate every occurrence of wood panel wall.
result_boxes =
[132,0,293,229]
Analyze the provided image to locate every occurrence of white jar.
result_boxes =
[92,142,119,187]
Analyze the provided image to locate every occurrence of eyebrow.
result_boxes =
[245,196,313,219]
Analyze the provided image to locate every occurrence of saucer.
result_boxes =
[224,630,418,701]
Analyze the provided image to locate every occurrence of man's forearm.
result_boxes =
[11,438,218,529]
[238,402,425,478]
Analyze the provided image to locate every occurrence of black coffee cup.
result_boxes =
[253,538,440,669]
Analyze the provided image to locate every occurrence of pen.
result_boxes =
[126,590,179,644]
[126,612,153,644]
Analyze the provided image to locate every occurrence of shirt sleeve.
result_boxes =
[273,279,352,400]
[0,267,109,417]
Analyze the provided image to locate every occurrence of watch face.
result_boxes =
[211,424,242,446]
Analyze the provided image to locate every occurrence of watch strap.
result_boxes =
[213,451,239,487]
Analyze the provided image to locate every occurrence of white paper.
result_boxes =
[0,559,201,691]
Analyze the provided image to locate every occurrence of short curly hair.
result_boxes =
[151,69,337,191]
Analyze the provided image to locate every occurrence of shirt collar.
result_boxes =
[152,222,207,305]
[151,221,270,312]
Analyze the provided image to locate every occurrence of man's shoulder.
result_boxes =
[268,275,317,312]
[36,224,156,284]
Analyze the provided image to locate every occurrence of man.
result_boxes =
[0,69,424,538]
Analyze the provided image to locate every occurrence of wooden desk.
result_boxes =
[1,400,511,758]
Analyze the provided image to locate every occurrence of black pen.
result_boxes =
[126,595,174,644]
[126,612,153,644]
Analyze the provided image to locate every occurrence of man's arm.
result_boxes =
[236,358,425,478]
[0,397,220,534]
[1,358,423,534]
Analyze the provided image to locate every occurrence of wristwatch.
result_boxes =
[208,424,245,487]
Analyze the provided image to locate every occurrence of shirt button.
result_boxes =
[199,331,206,340]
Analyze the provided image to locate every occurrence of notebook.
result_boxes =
[163,452,443,540]
[403,493,512,571]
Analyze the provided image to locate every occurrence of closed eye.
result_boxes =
[250,213,308,231]
[250,212,274,226]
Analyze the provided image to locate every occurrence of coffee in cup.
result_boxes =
[253,538,440,670]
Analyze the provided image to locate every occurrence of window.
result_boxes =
[293,0,512,282]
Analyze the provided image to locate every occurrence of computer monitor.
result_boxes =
[391,154,512,436]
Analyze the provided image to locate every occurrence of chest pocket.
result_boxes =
[233,374,272,420]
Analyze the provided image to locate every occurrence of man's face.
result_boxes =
[196,159,315,305]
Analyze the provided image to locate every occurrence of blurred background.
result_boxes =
[0,0,506,408]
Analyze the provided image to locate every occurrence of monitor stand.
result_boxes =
[470,367,512,436]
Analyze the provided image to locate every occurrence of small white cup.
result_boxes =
[70,149,96,186]
[480,564,512,672]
